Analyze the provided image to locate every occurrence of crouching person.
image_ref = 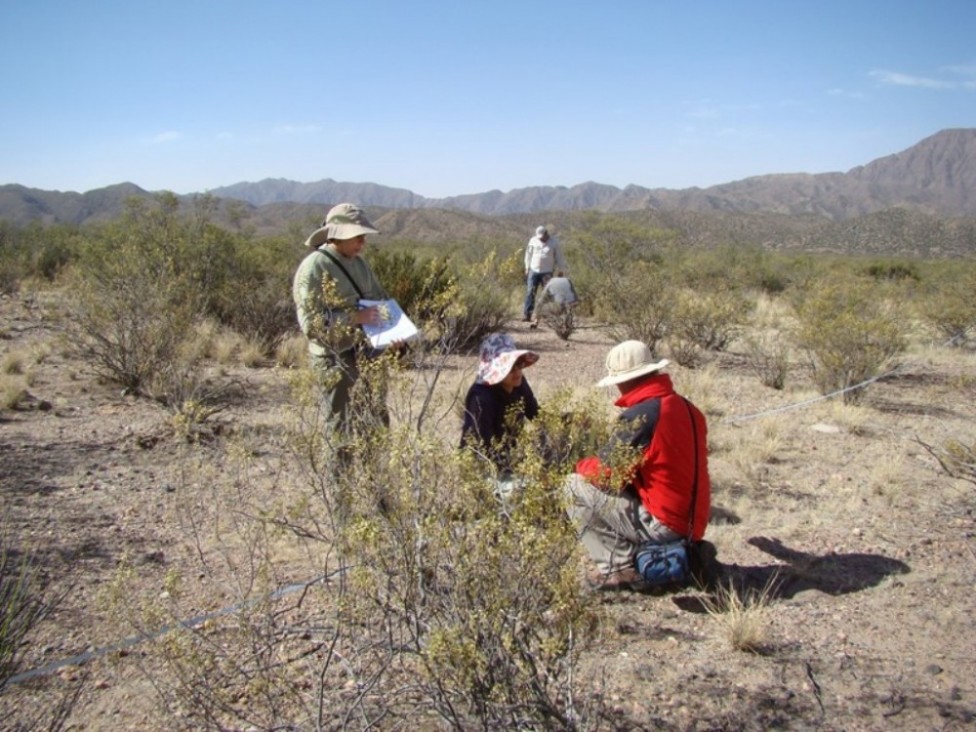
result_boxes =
[460,334,540,506]
[565,341,712,591]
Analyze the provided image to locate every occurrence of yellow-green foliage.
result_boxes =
[437,249,516,352]
[792,277,907,404]
[338,424,596,728]
[143,368,609,729]
[668,288,753,367]
[917,262,976,345]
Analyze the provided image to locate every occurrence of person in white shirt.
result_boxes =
[522,226,568,321]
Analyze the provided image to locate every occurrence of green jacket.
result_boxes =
[292,245,388,358]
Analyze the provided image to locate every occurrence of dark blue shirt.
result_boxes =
[460,380,539,472]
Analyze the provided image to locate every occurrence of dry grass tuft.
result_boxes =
[274,334,308,369]
[702,577,778,653]
[0,373,28,410]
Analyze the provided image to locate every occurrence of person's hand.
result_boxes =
[355,305,381,326]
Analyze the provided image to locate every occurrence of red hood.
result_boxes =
[614,373,675,409]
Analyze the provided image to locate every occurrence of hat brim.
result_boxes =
[596,358,669,387]
[477,349,539,385]
[304,222,380,249]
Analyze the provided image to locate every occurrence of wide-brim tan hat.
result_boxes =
[596,340,669,387]
[304,203,380,248]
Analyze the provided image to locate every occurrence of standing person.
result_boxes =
[461,333,540,480]
[565,341,711,591]
[292,203,395,437]
[523,225,568,322]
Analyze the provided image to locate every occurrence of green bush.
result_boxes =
[436,249,516,353]
[861,260,920,282]
[66,194,206,392]
[595,260,675,350]
[670,288,751,352]
[369,247,457,329]
[792,278,906,404]
[917,264,976,346]
[207,234,297,357]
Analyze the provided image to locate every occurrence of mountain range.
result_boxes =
[2,129,975,227]
[210,128,976,218]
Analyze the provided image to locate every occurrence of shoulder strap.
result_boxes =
[319,248,366,299]
[682,397,700,540]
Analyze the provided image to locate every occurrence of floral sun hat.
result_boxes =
[476,333,539,385]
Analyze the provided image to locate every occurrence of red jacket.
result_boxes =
[575,374,710,540]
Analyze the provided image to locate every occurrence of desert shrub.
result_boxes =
[0,222,82,294]
[792,278,906,404]
[65,195,205,391]
[132,353,610,731]
[569,215,675,326]
[861,259,920,282]
[917,264,976,346]
[668,288,751,362]
[591,260,676,350]
[435,249,515,353]
[742,331,790,389]
[205,234,297,357]
[369,247,455,318]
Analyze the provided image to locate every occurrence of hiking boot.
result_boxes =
[585,565,646,592]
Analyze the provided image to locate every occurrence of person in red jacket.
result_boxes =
[566,340,711,591]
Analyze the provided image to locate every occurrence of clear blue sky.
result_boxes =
[2,1,974,198]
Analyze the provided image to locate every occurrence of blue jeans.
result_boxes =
[523,270,551,319]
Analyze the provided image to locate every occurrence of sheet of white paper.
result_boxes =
[357,299,420,349]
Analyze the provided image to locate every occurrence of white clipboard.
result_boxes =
[358,299,420,349]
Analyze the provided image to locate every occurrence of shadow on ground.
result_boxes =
[673,535,911,613]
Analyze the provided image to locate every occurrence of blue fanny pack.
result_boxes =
[634,540,690,586]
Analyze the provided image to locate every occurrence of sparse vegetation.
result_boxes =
[3,201,976,731]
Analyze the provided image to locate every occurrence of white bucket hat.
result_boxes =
[596,340,669,387]
[304,203,380,248]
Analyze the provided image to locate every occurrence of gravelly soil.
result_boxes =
[1,290,975,731]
